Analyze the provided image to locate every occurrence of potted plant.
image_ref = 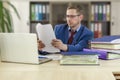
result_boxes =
[0,0,20,32]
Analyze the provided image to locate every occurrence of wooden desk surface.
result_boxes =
[0,59,120,80]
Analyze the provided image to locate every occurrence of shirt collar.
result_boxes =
[68,24,81,32]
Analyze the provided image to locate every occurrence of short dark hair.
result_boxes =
[67,3,84,15]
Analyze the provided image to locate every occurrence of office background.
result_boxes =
[9,0,120,36]
[1,0,120,80]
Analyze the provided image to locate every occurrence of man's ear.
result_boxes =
[79,14,84,20]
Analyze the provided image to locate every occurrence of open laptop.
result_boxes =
[0,33,52,64]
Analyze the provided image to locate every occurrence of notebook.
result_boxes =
[0,33,52,64]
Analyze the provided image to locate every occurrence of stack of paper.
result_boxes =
[60,52,99,65]
[36,23,60,52]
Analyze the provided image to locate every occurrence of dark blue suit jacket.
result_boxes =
[54,24,93,52]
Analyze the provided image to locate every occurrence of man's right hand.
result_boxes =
[38,40,45,50]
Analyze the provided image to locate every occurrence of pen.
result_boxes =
[39,56,48,59]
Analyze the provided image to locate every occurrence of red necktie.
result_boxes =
[68,31,76,44]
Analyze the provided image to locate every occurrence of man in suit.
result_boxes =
[38,4,93,52]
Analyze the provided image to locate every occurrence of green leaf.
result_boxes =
[7,1,21,19]
[3,7,12,27]
[3,7,13,32]
[0,1,4,32]
[0,1,20,32]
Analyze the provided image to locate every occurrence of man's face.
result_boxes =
[66,9,83,28]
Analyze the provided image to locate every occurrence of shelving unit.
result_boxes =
[89,2,111,38]
[29,1,111,38]
[30,2,50,33]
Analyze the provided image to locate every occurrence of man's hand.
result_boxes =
[38,40,45,50]
[51,39,68,51]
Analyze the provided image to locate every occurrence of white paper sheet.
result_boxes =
[36,23,60,52]
[39,54,62,60]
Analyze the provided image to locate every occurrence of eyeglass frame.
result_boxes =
[65,15,80,18]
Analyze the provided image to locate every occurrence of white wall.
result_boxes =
[10,0,30,33]
[111,1,120,35]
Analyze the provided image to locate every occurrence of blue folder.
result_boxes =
[61,51,98,55]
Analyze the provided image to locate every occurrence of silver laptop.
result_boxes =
[0,33,52,64]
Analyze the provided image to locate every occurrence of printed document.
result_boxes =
[36,23,60,52]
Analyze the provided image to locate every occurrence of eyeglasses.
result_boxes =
[66,15,80,18]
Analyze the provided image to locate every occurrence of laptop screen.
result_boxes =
[0,33,39,64]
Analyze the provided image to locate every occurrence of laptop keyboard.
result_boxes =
[39,58,52,64]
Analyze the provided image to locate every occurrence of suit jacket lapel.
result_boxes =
[64,27,69,44]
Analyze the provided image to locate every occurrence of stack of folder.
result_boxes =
[60,52,99,65]
[91,35,120,49]
[84,49,120,60]
[90,35,120,60]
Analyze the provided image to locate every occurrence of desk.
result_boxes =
[0,59,120,80]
